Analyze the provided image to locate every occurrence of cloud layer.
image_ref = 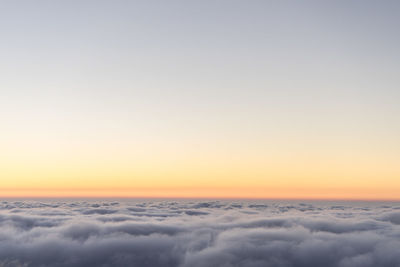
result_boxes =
[0,199,399,267]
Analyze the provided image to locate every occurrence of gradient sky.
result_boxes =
[1,1,400,199]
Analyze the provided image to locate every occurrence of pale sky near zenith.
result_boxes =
[1,1,400,199]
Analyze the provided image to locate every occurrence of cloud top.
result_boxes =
[0,200,399,267]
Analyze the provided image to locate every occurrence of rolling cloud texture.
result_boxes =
[0,199,399,267]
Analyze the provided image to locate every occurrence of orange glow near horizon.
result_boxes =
[1,181,400,200]
[2,147,400,200]
[1,188,400,200]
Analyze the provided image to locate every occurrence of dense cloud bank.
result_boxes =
[0,199,399,267]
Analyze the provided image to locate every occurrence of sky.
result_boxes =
[1,0,400,199]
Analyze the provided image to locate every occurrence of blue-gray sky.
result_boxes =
[1,1,400,198]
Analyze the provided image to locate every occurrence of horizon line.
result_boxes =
[1,196,399,202]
